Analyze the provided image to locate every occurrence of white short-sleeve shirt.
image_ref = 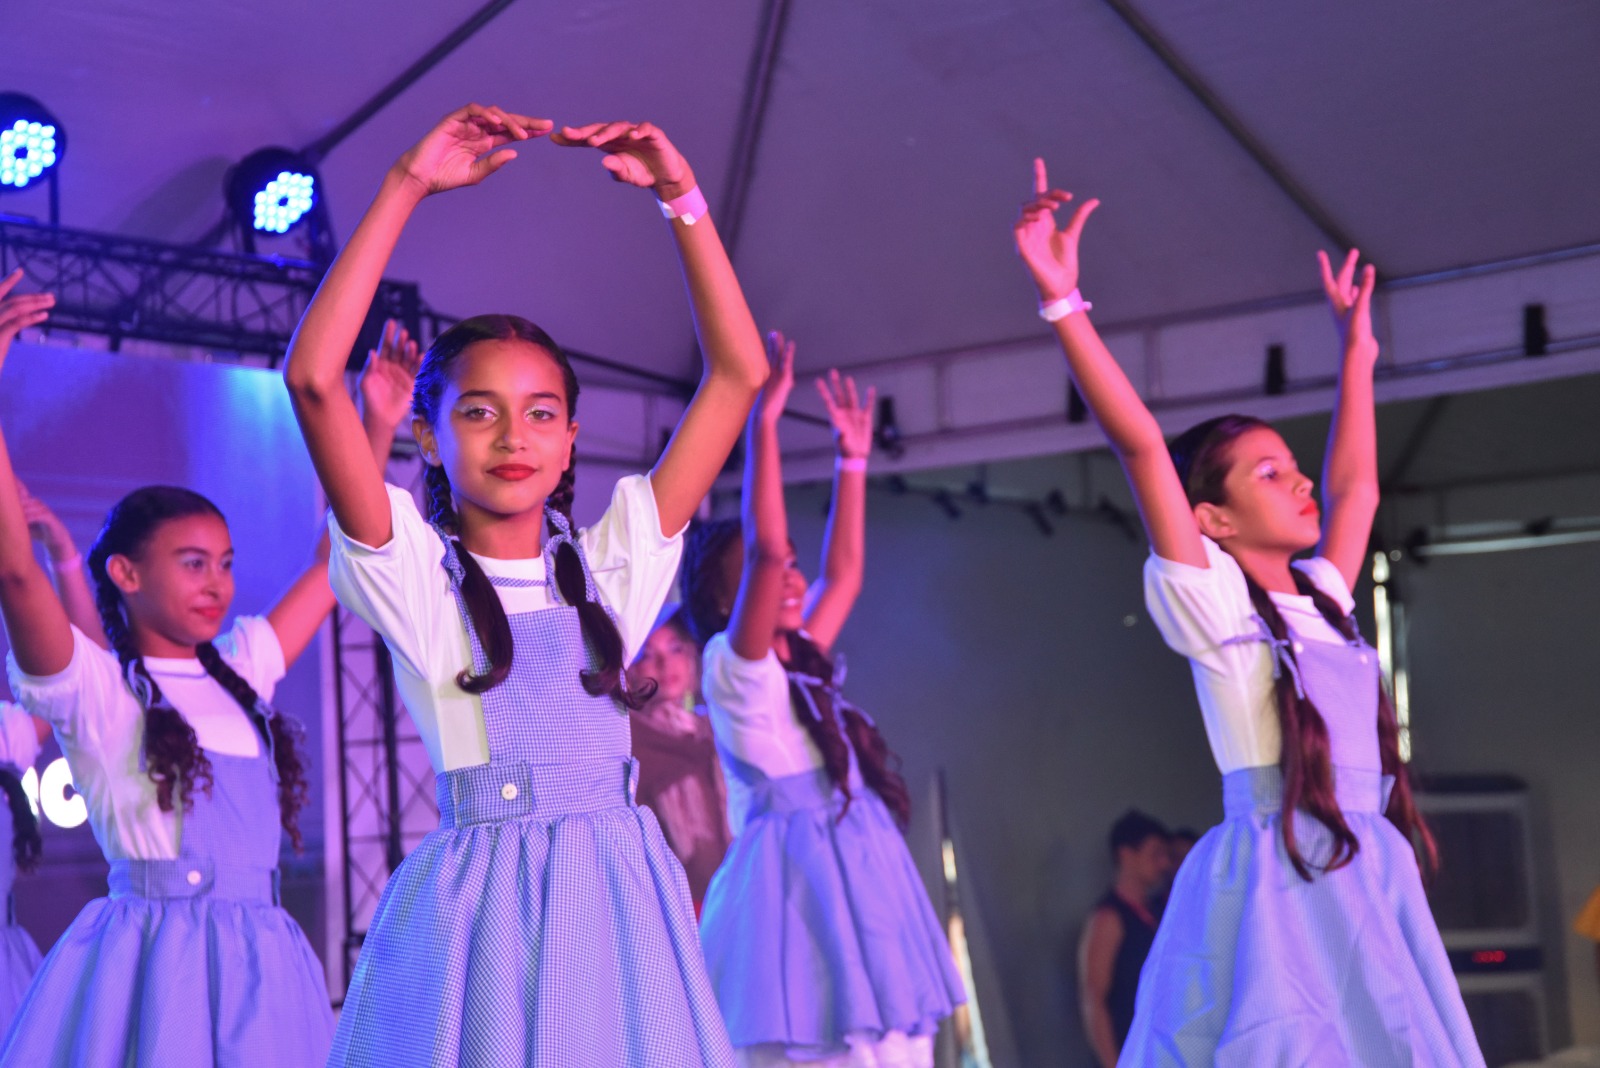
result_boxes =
[327,474,684,773]
[1143,537,1361,774]
[6,616,286,860]
[0,702,40,773]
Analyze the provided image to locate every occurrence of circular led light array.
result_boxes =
[0,120,58,188]
[252,170,316,233]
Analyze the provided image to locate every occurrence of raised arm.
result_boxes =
[801,367,874,654]
[552,122,765,537]
[0,272,73,676]
[1315,250,1380,590]
[268,323,421,666]
[725,335,793,661]
[18,482,108,649]
[283,105,549,548]
[1014,159,1205,568]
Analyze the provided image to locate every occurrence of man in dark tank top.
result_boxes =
[1078,810,1175,1068]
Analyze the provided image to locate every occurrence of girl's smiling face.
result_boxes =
[1196,426,1320,554]
[415,338,579,524]
[107,512,235,654]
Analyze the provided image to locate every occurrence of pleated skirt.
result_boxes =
[700,769,964,1061]
[1119,766,1484,1067]
[328,757,735,1068]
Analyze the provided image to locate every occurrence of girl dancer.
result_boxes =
[1013,161,1482,1065]
[626,606,731,914]
[0,268,415,1066]
[282,105,765,1066]
[0,484,111,1035]
[682,332,965,1068]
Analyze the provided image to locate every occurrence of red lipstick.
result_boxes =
[489,464,535,481]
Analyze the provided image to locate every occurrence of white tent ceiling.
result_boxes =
[5,0,1599,383]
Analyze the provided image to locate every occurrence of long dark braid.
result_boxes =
[414,314,645,708]
[1171,414,1437,880]
[682,519,912,828]
[92,562,212,815]
[195,643,310,851]
[0,768,41,873]
[88,486,309,849]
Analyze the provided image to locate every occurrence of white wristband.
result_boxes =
[836,456,868,473]
[1039,289,1093,322]
[657,185,709,226]
[51,552,82,572]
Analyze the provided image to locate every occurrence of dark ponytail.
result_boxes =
[681,519,911,828]
[1171,414,1436,881]
[413,314,646,709]
[0,767,41,873]
[88,486,309,848]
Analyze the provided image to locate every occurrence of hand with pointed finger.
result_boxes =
[816,370,875,461]
[757,330,796,424]
[359,318,423,432]
[0,269,53,371]
[392,104,553,198]
[1317,249,1378,362]
[550,122,696,200]
[1013,158,1100,303]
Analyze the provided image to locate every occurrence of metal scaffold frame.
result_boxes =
[0,214,420,362]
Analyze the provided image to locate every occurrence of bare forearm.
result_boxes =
[819,465,864,591]
[1082,998,1119,1068]
[1322,346,1379,506]
[670,214,766,398]
[744,413,790,559]
[1053,315,1165,460]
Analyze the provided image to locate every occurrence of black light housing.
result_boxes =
[226,147,319,237]
[0,93,64,193]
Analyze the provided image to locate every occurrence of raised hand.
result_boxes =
[0,269,53,369]
[1317,249,1378,361]
[17,481,73,561]
[1013,158,1100,302]
[550,122,695,200]
[757,330,797,422]
[392,104,553,198]
[815,370,875,460]
[359,318,422,433]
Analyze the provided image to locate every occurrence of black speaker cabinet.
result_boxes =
[1418,775,1550,1066]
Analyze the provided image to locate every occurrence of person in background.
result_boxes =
[627,605,731,914]
[1575,885,1600,1001]
[1168,826,1199,873]
[1078,809,1173,1068]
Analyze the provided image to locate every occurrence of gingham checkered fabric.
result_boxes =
[0,749,333,1066]
[328,531,735,1067]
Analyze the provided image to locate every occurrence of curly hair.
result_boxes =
[87,486,311,850]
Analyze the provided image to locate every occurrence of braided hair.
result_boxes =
[0,766,40,873]
[86,486,310,850]
[682,519,912,828]
[1170,415,1436,881]
[413,315,647,708]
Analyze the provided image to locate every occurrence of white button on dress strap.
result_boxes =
[1293,642,1304,654]
[501,783,518,802]
[186,869,202,886]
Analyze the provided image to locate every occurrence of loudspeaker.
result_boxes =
[1418,774,1550,1066]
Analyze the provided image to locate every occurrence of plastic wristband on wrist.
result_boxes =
[836,456,868,473]
[1039,288,1093,322]
[51,551,83,572]
[657,185,708,226]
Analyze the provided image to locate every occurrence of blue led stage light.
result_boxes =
[227,148,319,236]
[0,94,64,192]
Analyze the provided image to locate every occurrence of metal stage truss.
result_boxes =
[0,214,420,362]
[332,452,439,984]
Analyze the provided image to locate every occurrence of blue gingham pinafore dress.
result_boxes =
[0,723,334,1066]
[1118,612,1483,1066]
[0,765,42,1039]
[328,515,735,1068]
[699,662,965,1060]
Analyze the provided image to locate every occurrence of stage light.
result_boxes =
[227,147,319,236]
[0,93,64,192]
